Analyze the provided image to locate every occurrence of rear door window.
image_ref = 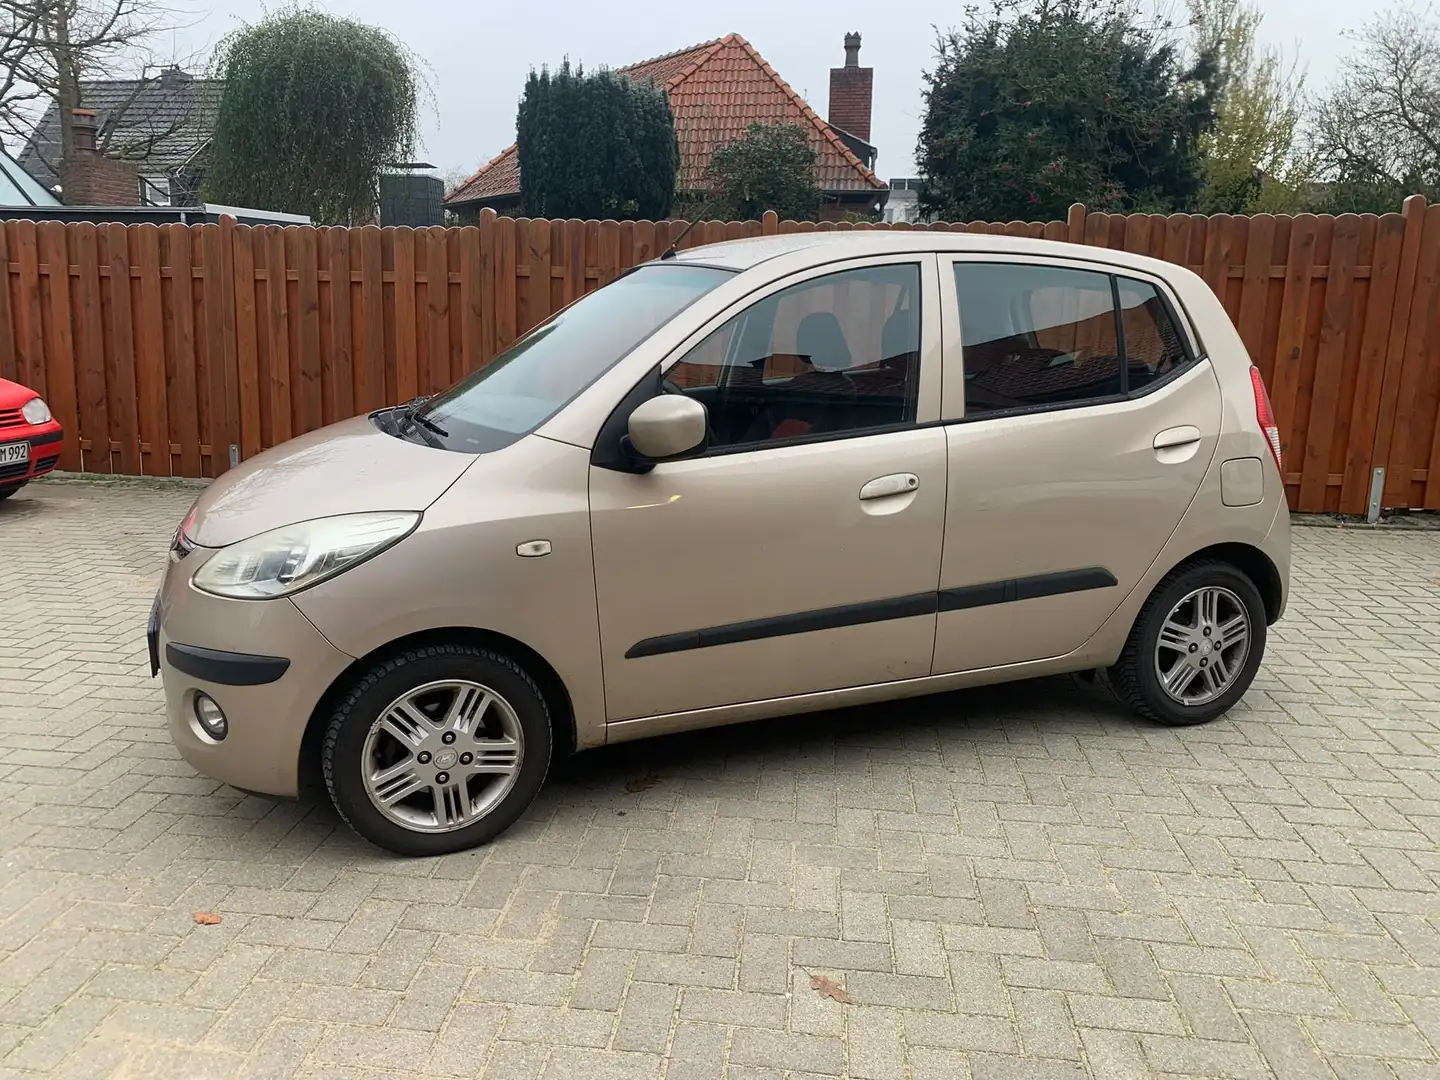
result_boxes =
[952,262,1195,418]
[953,263,1122,414]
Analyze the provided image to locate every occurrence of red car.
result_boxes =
[0,378,64,501]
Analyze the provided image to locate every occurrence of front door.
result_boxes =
[589,257,948,721]
[932,257,1223,674]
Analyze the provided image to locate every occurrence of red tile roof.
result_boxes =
[446,33,884,208]
[622,38,725,87]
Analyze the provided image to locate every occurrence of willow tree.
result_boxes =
[203,9,421,223]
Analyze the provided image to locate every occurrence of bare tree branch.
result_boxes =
[1311,5,1440,192]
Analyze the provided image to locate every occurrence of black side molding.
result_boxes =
[166,642,291,686]
[626,592,937,659]
[625,568,1118,659]
[29,430,64,447]
[937,579,1010,611]
[941,567,1118,610]
[1013,567,1117,601]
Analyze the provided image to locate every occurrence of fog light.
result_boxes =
[193,693,228,741]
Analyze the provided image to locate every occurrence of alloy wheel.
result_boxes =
[360,679,524,833]
[1152,586,1251,706]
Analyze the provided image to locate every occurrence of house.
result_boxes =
[446,33,888,222]
[18,67,222,207]
[883,178,923,224]
[5,104,306,225]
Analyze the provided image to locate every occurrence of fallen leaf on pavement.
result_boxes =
[193,912,222,925]
[810,974,850,1003]
[624,774,661,793]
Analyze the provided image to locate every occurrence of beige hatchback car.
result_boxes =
[152,232,1289,855]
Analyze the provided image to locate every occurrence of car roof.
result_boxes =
[660,230,1186,281]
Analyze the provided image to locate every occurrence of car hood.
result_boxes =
[186,415,475,547]
[0,377,41,410]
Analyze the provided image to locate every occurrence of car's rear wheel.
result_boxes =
[322,643,552,855]
[1107,560,1266,726]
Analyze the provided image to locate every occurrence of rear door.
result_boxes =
[932,256,1223,674]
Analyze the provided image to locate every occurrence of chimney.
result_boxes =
[72,108,98,152]
[828,32,873,143]
[61,108,142,206]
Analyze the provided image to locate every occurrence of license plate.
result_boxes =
[0,441,28,465]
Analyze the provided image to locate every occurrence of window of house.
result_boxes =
[139,176,170,206]
[954,263,1193,416]
[665,263,921,449]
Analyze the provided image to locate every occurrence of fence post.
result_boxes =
[474,208,498,369]
[1371,194,1428,508]
[762,210,779,236]
[214,215,241,476]
[0,224,14,382]
[37,221,80,471]
[1067,203,1086,245]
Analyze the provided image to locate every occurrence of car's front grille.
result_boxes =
[0,409,23,429]
[0,461,28,481]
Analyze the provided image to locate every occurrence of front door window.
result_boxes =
[665,263,922,449]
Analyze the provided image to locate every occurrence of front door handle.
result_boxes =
[859,473,919,500]
[1153,426,1202,449]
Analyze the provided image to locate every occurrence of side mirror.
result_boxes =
[626,395,708,462]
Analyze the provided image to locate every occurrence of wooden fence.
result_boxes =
[2,199,1438,513]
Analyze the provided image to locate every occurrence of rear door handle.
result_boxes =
[860,473,919,500]
[1153,426,1202,449]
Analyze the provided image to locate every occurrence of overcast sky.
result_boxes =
[162,0,1385,183]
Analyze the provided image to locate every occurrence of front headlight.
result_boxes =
[191,512,420,599]
[21,397,51,425]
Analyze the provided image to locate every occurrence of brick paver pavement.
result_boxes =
[2,478,1440,1079]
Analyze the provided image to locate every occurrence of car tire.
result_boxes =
[322,643,552,856]
[1106,560,1267,727]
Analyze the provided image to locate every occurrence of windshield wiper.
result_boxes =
[398,396,449,440]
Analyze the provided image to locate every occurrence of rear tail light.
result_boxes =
[1250,365,1282,474]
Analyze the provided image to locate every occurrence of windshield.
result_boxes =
[411,264,733,452]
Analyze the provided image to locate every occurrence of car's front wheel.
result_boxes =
[322,643,552,855]
[1107,560,1267,726]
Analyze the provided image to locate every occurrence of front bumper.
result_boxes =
[154,552,354,797]
[0,424,63,487]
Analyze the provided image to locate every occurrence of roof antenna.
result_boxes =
[659,197,719,260]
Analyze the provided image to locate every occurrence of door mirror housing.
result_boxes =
[626,395,708,463]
